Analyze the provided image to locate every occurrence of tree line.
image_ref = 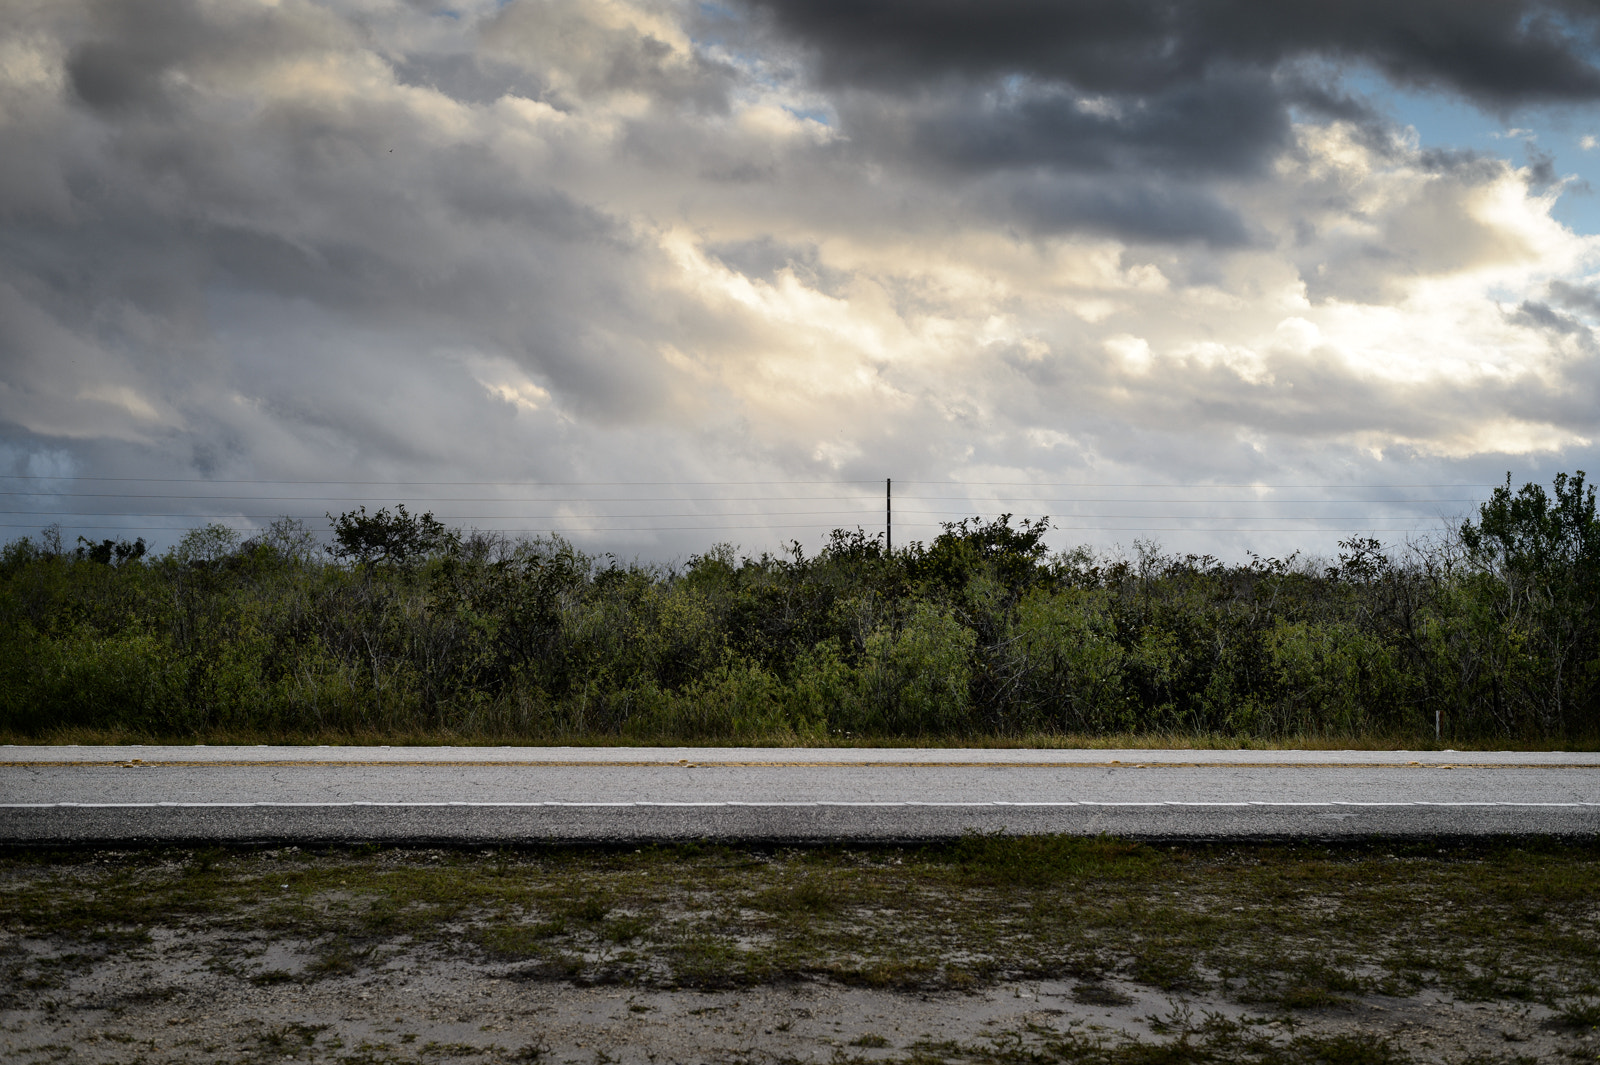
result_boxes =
[2,473,1597,744]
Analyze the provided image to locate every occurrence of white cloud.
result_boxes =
[2,0,1599,558]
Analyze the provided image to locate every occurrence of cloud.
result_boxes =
[1,0,1598,558]
[735,0,1600,215]
[740,0,1600,105]
[1550,279,1600,315]
[843,70,1291,179]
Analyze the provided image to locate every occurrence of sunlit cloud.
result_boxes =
[2,0,1600,557]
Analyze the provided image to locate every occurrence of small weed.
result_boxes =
[602,915,651,944]
[420,1041,481,1057]
[561,896,611,924]
[1280,985,1352,1009]
[1130,946,1196,991]
[305,936,371,979]
[1278,1033,1411,1064]
[1557,997,1600,1029]
[479,921,571,958]
[849,1033,890,1047]
[248,969,297,986]
[1457,954,1540,1002]
[1072,981,1134,1006]
[257,1023,328,1053]
[757,879,839,915]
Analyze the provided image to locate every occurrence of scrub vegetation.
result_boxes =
[2,472,1598,746]
[4,839,1600,1062]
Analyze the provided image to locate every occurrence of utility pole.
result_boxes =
[886,477,892,555]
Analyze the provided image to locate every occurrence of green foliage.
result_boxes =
[75,535,147,566]
[171,523,240,567]
[850,601,976,735]
[1461,471,1600,577]
[912,514,1052,598]
[1012,586,1130,732]
[3,476,1599,742]
[1263,619,1409,736]
[1446,470,1600,735]
[327,504,455,565]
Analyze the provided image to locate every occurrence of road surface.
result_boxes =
[3,745,1598,842]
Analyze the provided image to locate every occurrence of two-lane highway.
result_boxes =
[3,746,1598,841]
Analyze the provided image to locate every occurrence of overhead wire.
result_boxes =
[0,491,1484,505]
[0,475,1488,540]
[0,474,1498,489]
[0,521,1465,530]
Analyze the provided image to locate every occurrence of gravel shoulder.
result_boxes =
[4,840,1599,1063]
[2,938,1585,1065]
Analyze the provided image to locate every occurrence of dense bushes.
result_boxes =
[3,477,1599,743]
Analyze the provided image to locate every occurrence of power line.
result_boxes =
[0,491,1484,504]
[0,475,883,486]
[0,514,1452,527]
[0,491,881,501]
[0,470,1481,542]
[0,509,886,520]
[0,474,1497,489]
[903,481,1497,488]
[0,523,1449,534]
[2,508,1467,524]
[5,521,877,533]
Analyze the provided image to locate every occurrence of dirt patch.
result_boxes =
[3,840,1599,1062]
[0,938,1587,1064]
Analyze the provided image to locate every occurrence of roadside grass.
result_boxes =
[8,725,1598,751]
[3,837,1599,1019]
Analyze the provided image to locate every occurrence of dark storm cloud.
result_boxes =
[860,70,1287,178]
[819,67,1281,242]
[65,0,326,114]
[731,0,1600,233]
[995,173,1253,245]
[741,0,1600,105]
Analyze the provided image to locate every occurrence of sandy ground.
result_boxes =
[3,930,1592,1064]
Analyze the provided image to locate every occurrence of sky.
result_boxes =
[3,0,1600,562]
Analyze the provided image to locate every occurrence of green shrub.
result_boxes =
[848,602,976,736]
[2,474,1596,743]
[0,622,188,733]
[1012,586,1129,732]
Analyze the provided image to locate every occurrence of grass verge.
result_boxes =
[3,836,1599,1008]
[6,726,1597,750]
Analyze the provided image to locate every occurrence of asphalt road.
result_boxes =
[4,745,1598,842]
